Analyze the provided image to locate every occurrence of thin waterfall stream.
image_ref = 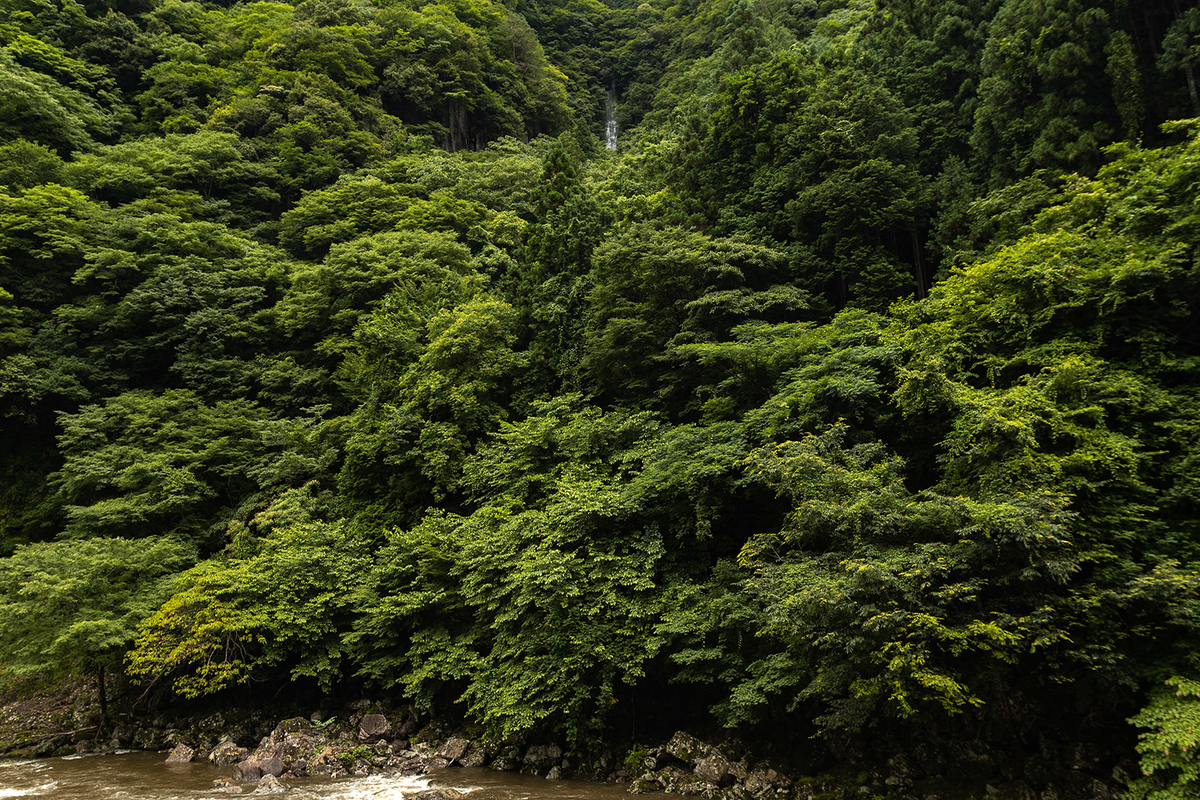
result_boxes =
[604,84,618,150]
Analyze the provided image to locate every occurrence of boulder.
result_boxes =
[695,754,736,787]
[408,790,468,800]
[259,758,285,778]
[359,714,391,742]
[248,717,327,770]
[233,760,263,783]
[458,743,488,768]
[252,774,287,795]
[665,732,711,764]
[278,717,313,734]
[659,766,711,796]
[386,752,428,774]
[437,737,470,763]
[492,745,523,771]
[165,743,195,763]
[210,742,250,767]
[309,746,342,776]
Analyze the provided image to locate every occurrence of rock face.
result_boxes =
[165,743,195,763]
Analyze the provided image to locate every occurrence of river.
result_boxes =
[0,751,638,800]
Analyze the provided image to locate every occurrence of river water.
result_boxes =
[0,752,637,800]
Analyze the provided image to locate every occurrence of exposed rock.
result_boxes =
[492,745,523,771]
[165,743,195,763]
[359,714,390,742]
[259,757,285,778]
[546,766,563,780]
[233,760,262,783]
[458,743,488,768]
[211,742,250,766]
[408,790,468,800]
[290,759,308,778]
[646,766,699,795]
[309,746,342,776]
[397,710,420,738]
[279,717,313,734]
[253,774,287,795]
[524,744,563,770]
[695,754,735,787]
[438,736,471,762]
[665,732,712,763]
[386,751,428,773]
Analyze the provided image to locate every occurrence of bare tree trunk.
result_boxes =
[912,229,927,299]
[97,666,108,727]
[1187,61,1200,115]
[1172,0,1200,115]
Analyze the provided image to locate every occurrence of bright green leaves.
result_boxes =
[358,503,664,745]
[0,536,194,682]
[353,404,674,745]
[1128,676,1200,800]
[280,228,475,359]
[128,492,369,696]
[0,45,115,155]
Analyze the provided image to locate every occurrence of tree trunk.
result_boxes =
[1186,61,1200,116]
[97,666,108,727]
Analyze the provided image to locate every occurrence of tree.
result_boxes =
[0,536,193,721]
[127,489,368,697]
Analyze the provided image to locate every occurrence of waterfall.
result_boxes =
[604,83,618,150]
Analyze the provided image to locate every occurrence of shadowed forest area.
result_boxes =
[3,0,1200,796]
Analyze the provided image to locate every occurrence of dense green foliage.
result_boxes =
[3,0,1200,792]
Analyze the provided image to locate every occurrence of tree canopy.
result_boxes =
[2,0,1200,795]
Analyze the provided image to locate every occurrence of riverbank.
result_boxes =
[0,684,1128,800]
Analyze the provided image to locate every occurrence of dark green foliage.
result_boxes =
[3,0,1200,789]
[669,52,927,309]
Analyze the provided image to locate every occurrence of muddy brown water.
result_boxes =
[0,751,639,800]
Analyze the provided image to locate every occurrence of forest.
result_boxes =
[2,0,1200,795]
